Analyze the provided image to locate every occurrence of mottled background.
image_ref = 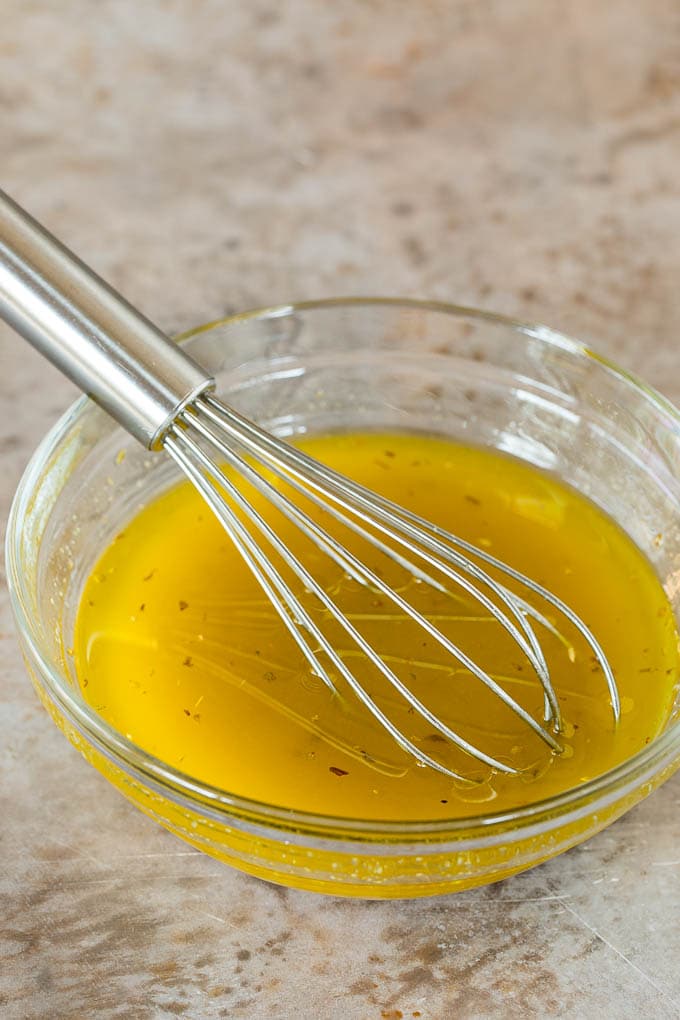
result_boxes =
[2,2,680,1017]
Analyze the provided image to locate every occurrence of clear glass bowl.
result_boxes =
[7,298,680,898]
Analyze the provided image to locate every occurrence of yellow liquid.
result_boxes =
[74,433,679,821]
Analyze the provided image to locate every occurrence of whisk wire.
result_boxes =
[165,401,573,775]
[197,395,617,725]
[166,428,489,779]
[178,407,566,749]
[193,398,564,717]
[190,403,557,709]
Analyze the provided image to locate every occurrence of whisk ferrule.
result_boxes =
[0,188,214,447]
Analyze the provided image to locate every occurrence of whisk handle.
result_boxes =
[0,189,214,448]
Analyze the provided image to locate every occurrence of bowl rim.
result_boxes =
[7,296,680,839]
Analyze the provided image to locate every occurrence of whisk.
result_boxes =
[0,189,619,780]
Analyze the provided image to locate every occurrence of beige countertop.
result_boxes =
[2,2,680,1017]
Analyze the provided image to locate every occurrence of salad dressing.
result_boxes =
[74,433,679,820]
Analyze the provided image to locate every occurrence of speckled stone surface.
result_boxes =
[2,3,680,1018]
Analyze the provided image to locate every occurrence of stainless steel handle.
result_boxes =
[0,189,214,448]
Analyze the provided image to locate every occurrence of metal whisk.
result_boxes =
[0,189,619,780]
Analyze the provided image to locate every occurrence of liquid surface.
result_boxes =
[74,433,679,820]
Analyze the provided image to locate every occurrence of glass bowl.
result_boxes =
[7,298,680,898]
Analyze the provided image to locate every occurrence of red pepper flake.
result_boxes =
[329,766,349,777]
[179,600,189,611]
[183,708,191,716]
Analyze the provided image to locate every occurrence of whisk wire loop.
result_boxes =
[197,395,618,724]
[160,397,602,777]
[191,403,558,712]
[165,428,492,779]
[177,406,566,750]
